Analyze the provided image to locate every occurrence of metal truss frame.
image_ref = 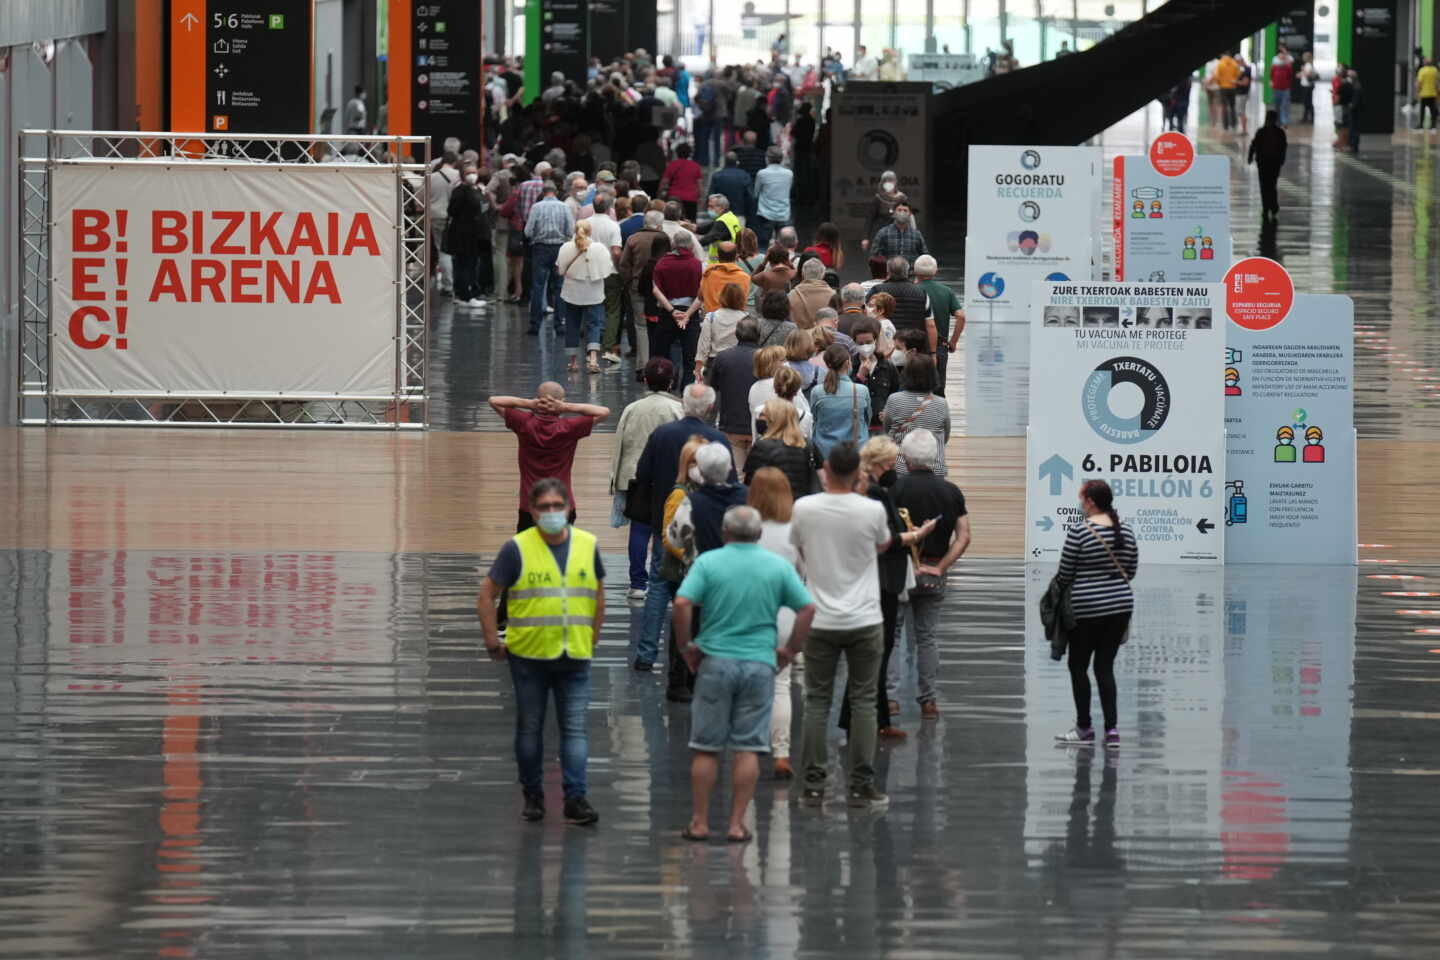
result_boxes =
[16,131,431,428]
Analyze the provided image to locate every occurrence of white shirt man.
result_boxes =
[788,444,931,808]
[852,47,880,82]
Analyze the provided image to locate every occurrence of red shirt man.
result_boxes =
[489,385,611,525]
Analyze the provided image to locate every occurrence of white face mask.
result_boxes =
[464,173,479,184]
[857,342,876,358]
[892,349,907,366]
[688,464,704,484]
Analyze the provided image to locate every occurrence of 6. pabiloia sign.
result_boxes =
[1026,281,1226,564]
[964,145,1100,323]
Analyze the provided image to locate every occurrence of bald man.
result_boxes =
[490,383,611,531]
[488,384,611,633]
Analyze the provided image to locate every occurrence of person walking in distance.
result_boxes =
[610,358,683,604]
[1053,479,1139,750]
[748,468,807,778]
[1417,57,1439,133]
[673,506,816,840]
[477,478,605,826]
[1269,44,1294,127]
[889,429,970,720]
[789,443,935,808]
[1248,109,1287,221]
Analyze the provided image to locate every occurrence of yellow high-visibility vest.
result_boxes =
[707,211,742,262]
[505,526,599,659]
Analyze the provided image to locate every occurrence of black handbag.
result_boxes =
[623,477,654,524]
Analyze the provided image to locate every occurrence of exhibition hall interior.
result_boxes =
[2,0,1439,956]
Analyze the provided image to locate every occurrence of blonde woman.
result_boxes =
[771,365,813,438]
[558,219,616,373]
[745,397,821,498]
[748,345,811,439]
[783,328,820,392]
[748,466,804,778]
[662,435,710,576]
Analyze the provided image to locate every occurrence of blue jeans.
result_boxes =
[563,300,605,354]
[753,217,788,249]
[636,534,678,664]
[508,654,592,799]
[529,242,562,333]
[628,521,651,590]
[1274,88,1290,127]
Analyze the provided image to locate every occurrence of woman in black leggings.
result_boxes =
[1054,479,1139,750]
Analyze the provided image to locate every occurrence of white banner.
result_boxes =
[1025,281,1226,564]
[964,146,1099,322]
[52,163,398,397]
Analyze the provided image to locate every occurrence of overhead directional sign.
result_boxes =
[170,0,314,134]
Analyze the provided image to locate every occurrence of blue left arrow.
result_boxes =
[1038,454,1073,496]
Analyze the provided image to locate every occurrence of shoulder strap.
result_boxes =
[897,395,932,430]
[1083,521,1130,581]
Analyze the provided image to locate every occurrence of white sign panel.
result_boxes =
[1112,134,1230,284]
[52,163,398,397]
[1225,294,1357,564]
[964,145,1100,323]
[1026,282,1226,565]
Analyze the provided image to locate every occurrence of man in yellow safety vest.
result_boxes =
[479,477,606,826]
[697,193,742,262]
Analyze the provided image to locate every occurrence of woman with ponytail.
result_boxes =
[1054,479,1139,750]
[807,342,871,460]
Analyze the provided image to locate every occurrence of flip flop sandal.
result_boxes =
[681,827,710,842]
[726,829,753,844]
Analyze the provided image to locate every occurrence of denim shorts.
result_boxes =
[689,655,775,753]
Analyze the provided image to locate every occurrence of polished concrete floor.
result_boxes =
[4,102,1440,957]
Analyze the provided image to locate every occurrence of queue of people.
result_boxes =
[462,44,1145,835]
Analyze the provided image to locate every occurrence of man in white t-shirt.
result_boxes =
[790,442,934,808]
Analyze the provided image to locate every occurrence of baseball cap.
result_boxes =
[596,169,616,181]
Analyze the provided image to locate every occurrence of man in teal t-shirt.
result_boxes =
[915,255,965,397]
[673,505,815,842]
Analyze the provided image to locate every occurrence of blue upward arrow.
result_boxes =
[1038,454,1073,496]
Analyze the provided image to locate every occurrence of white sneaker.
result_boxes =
[466,298,488,307]
[545,304,555,314]
[627,587,647,603]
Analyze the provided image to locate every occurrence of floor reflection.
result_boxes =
[3,549,1439,955]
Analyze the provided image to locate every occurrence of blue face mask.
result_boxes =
[536,510,568,535]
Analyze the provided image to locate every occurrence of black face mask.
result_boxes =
[879,468,897,487]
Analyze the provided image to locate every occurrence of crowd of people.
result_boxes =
[478,379,1139,828]
[455,46,1138,833]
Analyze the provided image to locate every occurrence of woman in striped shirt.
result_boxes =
[1054,479,1139,749]
[881,355,951,477]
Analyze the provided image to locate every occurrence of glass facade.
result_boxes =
[665,0,1153,72]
